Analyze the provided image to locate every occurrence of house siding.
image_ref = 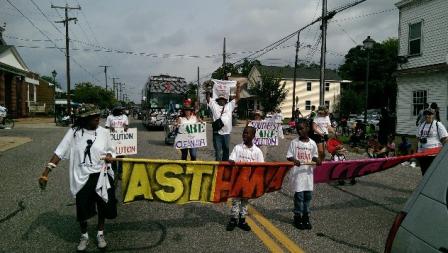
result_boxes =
[398,0,448,69]
[396,72,448,135]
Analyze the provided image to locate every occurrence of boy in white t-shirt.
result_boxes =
[227,126,264,232]
[287,120,321,230]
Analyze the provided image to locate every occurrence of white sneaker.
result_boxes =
[77,235,89,252]
[97,234,107,249]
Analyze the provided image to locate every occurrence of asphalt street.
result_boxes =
[0,119,423,253]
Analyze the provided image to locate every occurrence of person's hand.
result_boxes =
[104,153,113,163]
[228,160,236,165]
[110,127,115,132]
[315,158,322,166]
[124,126,128,132]
[293,159,301,167]
[38,175,48,190]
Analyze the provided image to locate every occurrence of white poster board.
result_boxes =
[110,128,138,155]
[174,123,207,149]
[248,121,283,146]
[212,79,236,100]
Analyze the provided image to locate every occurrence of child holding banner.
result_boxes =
[287,120,321,230]
[176,99,203,160]
[38,104,116,251]
[227,126,264,232]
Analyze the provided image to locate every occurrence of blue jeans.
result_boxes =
[213,133,230,161]
[181,148,197,161]
[294,191,312,215]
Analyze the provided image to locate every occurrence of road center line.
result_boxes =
[249,205,305,253]
[246,216,285,253]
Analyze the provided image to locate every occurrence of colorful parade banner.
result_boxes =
[110,128,138,155]
[212,79,236,100]
[121,160,291,204]
[248,121,283,146]
[313,147,441,183]
[119,147,441,204]
[174,123,207,149]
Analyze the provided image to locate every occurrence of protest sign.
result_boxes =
[110,128,137,155]
[212,79,236,100]
[174,123,207,149]
[248,121,283,146]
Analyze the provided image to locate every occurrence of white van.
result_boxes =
[385,146,448,252]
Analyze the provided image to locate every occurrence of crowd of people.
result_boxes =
[36,90,448,251]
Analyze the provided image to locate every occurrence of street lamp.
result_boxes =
[363,36,375,125]
[52,70,57,123]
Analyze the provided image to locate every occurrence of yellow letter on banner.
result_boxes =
[124,163,154,202]
[186,164,214,201]
[155,164,184,202]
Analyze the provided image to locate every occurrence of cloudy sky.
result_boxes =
[1,0,398,102]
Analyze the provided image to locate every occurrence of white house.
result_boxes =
[248,65,346,119]
[395,0,448,135]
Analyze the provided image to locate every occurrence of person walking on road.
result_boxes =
[312,106,335,161]
[105,105,129,180]
[206,81,241,161]
[38,104,116,251]
[227,126,264,232]
[416,108,448,175]
[176,99,203,160]
[287,120,321,230]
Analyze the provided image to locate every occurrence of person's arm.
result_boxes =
[123,115,129,132]
[206,90,211,104]
[38,154,62,189]
[312,122,324,136]
[234,81,241,104]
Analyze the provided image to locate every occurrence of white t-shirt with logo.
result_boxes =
[286,138,318,192]
[105,114,129,128]
[229,143,264,162]
[208,99,236,135]
[54,126,115,197]
[416,120,448,152]
[313,115,331,134]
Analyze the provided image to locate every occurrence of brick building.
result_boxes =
[0,27,55,118]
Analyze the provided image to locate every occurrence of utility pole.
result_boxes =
[319,0,328,106]
[223,37,227,80]
[120,83,125,101]
[52,3,80,116]
[292,31,301,119]
[112,77,119,99]
[197,66,200,105]
[99,65,110,90]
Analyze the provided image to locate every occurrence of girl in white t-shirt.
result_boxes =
[287,120,321,230]
[312,105,335,161]
[416,108,448,175]
[176,101,203,160]
[38,104,116,251]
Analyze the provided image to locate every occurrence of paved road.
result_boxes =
[0,119,422,252]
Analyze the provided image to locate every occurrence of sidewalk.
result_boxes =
[0,136,32,152]
[14,117,57,128]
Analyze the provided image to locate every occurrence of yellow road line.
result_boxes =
[249,206,305,253]
[246,216,285,253]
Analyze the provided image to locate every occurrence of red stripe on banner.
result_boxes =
[212,162,292,202]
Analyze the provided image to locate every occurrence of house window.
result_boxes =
[325,82,330,91]
[307,82,312,91]
[305,101,311,110]
[409,22,422,56]
[412,90,427,116]
[325,101,330,109]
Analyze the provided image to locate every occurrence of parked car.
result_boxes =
[385,146,448,252]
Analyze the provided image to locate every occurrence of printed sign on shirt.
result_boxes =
[249,121,283,146]
[212,79,236,100]
[174,123,207,149]
[110,128,137,155]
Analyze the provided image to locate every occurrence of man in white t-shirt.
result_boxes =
[105,105,129,132]
[206,81,241,161]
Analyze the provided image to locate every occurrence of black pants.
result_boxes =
[418,156,435,176]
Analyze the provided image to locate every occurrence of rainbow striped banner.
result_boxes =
[120,147,441,204]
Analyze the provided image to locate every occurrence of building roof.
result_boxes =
[395,0,417,8]
[0,45,30,72]
[253,65,342,81]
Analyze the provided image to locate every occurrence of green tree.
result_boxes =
[237,59,261,76]
[41,75,61,89]
[72,82,116,109]
[249,72,288,114]
[338,38,398,115]
[211,63,239,79]
[185,82,198,101]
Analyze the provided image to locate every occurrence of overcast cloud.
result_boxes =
[1,0,398,102]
